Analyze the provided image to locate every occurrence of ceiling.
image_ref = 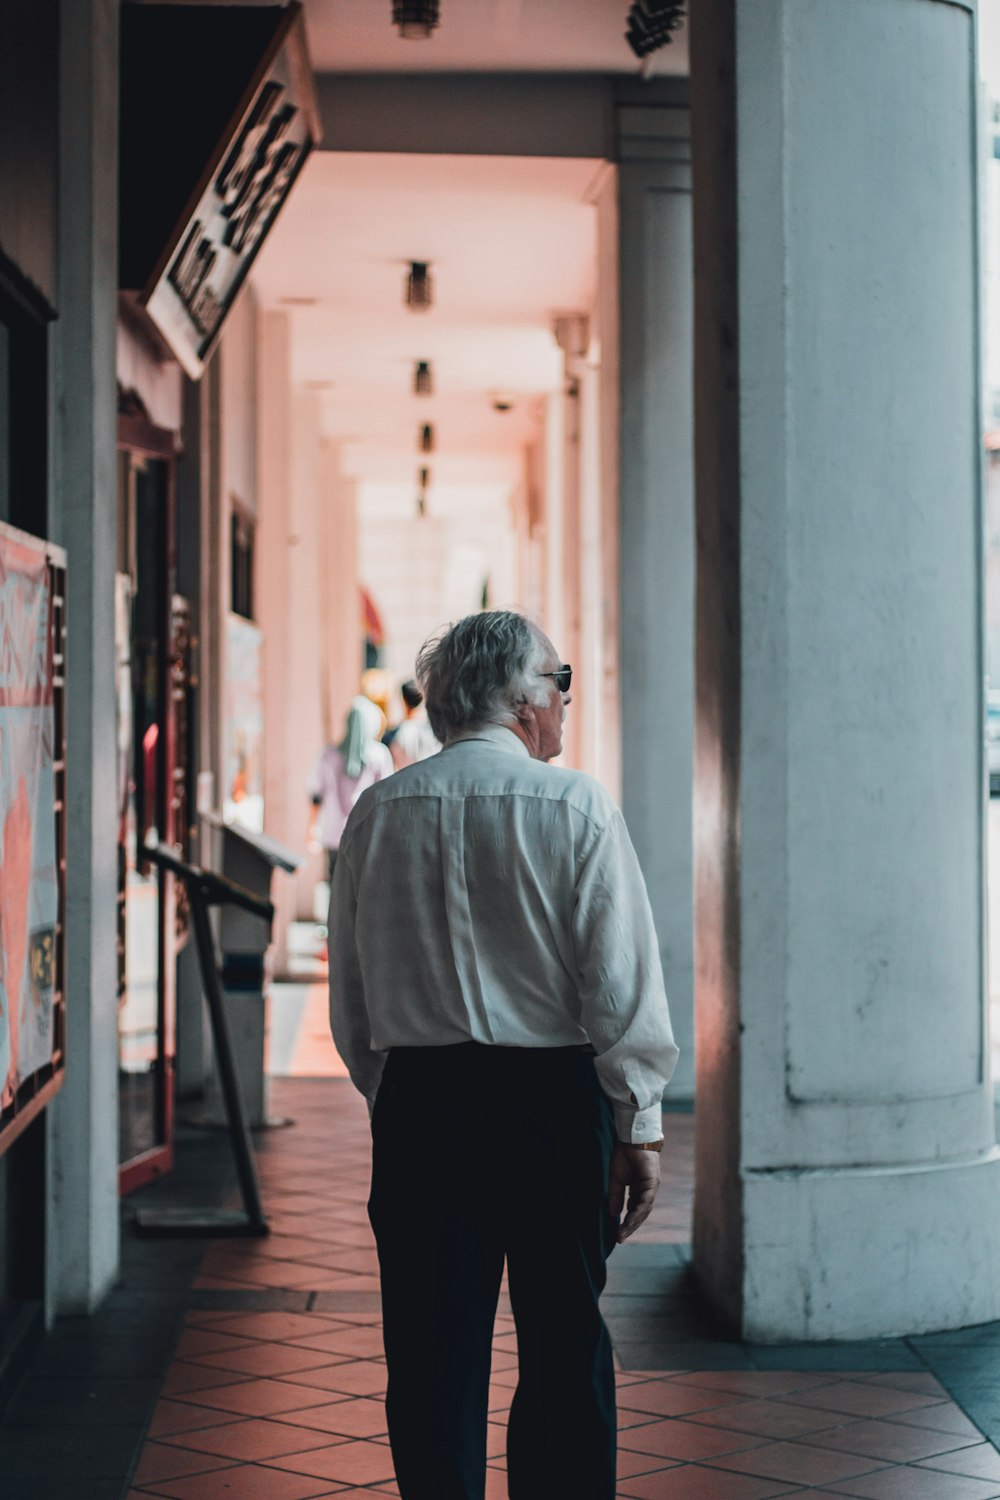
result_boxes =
[300,0,688,77]
[139,0,689,77]
[252,150,602,499]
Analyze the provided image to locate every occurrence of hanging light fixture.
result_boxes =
[625,0,685,58]
[413,360,433,395]
[419,423,435,453]
[405,261,433,310]
[392,0,440,40]
[416,464,430,518]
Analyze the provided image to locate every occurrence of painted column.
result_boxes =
[287,389,326,921]
[256,309,294,971]
[618,104,695,1099]
[320,441,360,749]
[691,0,1000,1339]
[46,0,120,1313]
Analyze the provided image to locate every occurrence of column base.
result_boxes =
[739,1149,1000,1342]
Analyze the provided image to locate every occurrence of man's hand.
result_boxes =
[609,1143,661,1244]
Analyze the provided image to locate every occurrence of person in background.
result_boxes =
[328,610,678,1500]
[384,679,439,770]
[308,696,393,883]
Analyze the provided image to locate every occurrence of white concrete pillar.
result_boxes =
[618,105,695,1099]
[319,442,360,748]
[257,309,294,970]
[287,390,326,921]
[541,391,566,657]
[691,0,1000,1340]
[46,0,120,1314]
[594,169,622,802]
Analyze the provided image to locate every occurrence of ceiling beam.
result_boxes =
[314,72,689,160]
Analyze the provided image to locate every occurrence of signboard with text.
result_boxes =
[120,3,321,378]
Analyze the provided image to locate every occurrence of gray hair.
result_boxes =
[416,611,549,743]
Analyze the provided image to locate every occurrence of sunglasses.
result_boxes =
[539,664,572,694]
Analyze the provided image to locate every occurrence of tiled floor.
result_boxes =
[112,1078,1000,1499]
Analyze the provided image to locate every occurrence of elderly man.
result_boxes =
[328,610,678,1500]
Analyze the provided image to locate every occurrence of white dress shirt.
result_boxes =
[327,724,679,1143]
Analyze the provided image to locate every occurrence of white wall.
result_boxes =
[358,482,516,690]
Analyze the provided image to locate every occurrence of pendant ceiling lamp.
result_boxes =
[393,0,440,40]
[405,261,433,310]
[625,0,685,58]
[413,360,433,395]
[416,464,430,518]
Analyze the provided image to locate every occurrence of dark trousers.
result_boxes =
[368,1042,618,1500]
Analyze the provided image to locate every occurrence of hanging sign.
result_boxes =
[120,3,321,378]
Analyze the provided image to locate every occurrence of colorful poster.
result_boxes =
[0,534,58,1111]
[222,613,264,833]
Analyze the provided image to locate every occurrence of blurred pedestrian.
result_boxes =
[328,610,678,1500]
[384,679,439,769]
[308,696,393,883]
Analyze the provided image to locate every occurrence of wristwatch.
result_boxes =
[628,1139,664,1153]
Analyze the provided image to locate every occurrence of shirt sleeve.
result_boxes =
[572,809,679,1144]
[327,842,387,1107]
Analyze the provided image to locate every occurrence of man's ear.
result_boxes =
[511,698,534,727]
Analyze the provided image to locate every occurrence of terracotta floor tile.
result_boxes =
[620,1417,769,1462]
[289,1325,385,1358]
[808,1417,982,1464]
[617,1447,686,1478]
[136,1463,345,1499]
[131,1441,237,1486]
[915,1442,1000,1482]
[182,1378,339,1417]
[617,1467,799,1499]
[160,1418,341,1461]
[620,1380,756,1419]
[160,1361,253,1398]
[265,1438,398,1486]
[671,1372,841,1400]
[821,1464,1000,1499]
[477,1419,503,1459]
[204,1312,346,1343]
[856,1373,948,1396]
[196,1275,275,1291]
[297,1250,374,1273]
[182,1311,247,1329]
[707,1440,889,1486]
[487,1380,514,1412]
[885,1401,986,1439]
[685,1397,849,1442]
[278,1397,389,1439]
[781,1382,943,1419]
[174,1328,257,1360]
[203,1260,324,1289]
[319,1249,380,1274]
[302,1275,383,1293]
[284,1361,388,1397]
[191,1344,342,1378]
[484,1470,508,1500]
[147,1399,244,1439]
[237,1234,334,1261]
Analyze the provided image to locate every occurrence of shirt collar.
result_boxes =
[447,723,531,758]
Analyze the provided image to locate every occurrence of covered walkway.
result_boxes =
[4,1079,1000,1499]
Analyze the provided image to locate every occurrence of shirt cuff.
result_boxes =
[614,1102,664,1145]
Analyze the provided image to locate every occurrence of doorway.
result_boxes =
[116,415,183,1192]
